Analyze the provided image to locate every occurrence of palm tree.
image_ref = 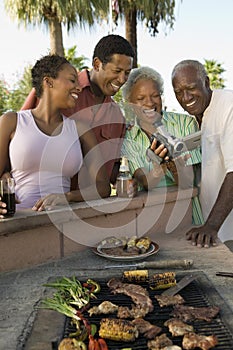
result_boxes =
[5,66,33,112]
[115,0,177,67]
[2,47,90,113]
[204,59,226,89]
[4,0,108,56]
[0,79,9,115]
[64,46,89,70]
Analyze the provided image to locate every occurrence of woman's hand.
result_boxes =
[0,199,7,218]
[150,138,169,162]
[32,193,68,211]
[0,172,12,180]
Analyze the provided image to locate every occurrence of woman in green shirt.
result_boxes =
[121,66,204,225]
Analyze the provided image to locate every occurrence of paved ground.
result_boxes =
[225,239,233,252]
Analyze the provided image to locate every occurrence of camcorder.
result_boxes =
[146,121,201,164]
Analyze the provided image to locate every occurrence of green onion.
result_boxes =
[41,276,100,320]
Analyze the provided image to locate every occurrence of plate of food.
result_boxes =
[92,236,159,261]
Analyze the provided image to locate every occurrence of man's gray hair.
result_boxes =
[122,66,164,100]
[171,59,208,81]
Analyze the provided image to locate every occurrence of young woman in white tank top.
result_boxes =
[0,55,110,214]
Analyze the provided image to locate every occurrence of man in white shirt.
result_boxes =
[171,59,233,248]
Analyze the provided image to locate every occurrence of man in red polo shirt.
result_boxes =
[21,35,135,185]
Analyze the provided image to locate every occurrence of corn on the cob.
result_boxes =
[99,318,139,342]
[122,269,149,283]
[149,272,176,290]
[135,237,151,253]
[127,236,137,248]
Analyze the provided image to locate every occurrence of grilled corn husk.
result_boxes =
[122,269,149,283]
[149,272,176,290]
[99,318,139,342]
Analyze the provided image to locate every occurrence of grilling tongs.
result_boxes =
[162,274,196,296]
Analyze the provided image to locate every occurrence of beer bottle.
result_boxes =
[116,156,133,198]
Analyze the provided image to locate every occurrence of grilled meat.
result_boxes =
[155,294,184,308]
[117,304,150,319]
[161,347,182,350]
[107,278,154,312]
[147,333,174,349]
[87,301,118,316]
[164,318,194,336]
[132,318,162,339]
[182,332,218,350]
[171,305,220,322]
[108,277,149,296]
[58,338,86,350]
[99,318,139,342]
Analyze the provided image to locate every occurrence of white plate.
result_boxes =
[92,242,159,261]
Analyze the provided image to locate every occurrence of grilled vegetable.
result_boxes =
[97,338,108,350]
[122,269,149,283]
[88,336,98,350]
[135,237,151,253]
[127,236,137,248]
[99,318,139,342]
[88,336,109,350]
[149,272,176,290]
[41,293,82,321]
[41,277,100,318]
[83,279,101,293]
[41,276,100,339]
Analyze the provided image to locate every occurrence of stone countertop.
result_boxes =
[0,229,233,350]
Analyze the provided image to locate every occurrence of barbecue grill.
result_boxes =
[24,271,233,350]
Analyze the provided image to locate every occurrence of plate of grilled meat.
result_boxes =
[92,236,159,261]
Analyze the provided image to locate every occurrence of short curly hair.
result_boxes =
[31,54,71,97]
[172,59,208,82]
[92,34,135,65]
[122,66,164,101]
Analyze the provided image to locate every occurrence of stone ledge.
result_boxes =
[0,187,197,272]
[0,187,195,235]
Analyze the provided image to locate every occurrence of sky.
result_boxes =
[1,0,233,111]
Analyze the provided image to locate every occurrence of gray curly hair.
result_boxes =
[122,66,164,101]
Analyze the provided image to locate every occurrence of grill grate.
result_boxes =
[62,276,233,349]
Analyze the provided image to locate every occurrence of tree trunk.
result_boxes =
[49,19,64,56]
[125,7,137,68]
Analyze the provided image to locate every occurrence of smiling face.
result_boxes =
[172,65,212,120]
[52,63,81,109]
[92,54,133,96]
[128,78,163,125]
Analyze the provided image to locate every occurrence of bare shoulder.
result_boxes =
[0,111,17,128]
